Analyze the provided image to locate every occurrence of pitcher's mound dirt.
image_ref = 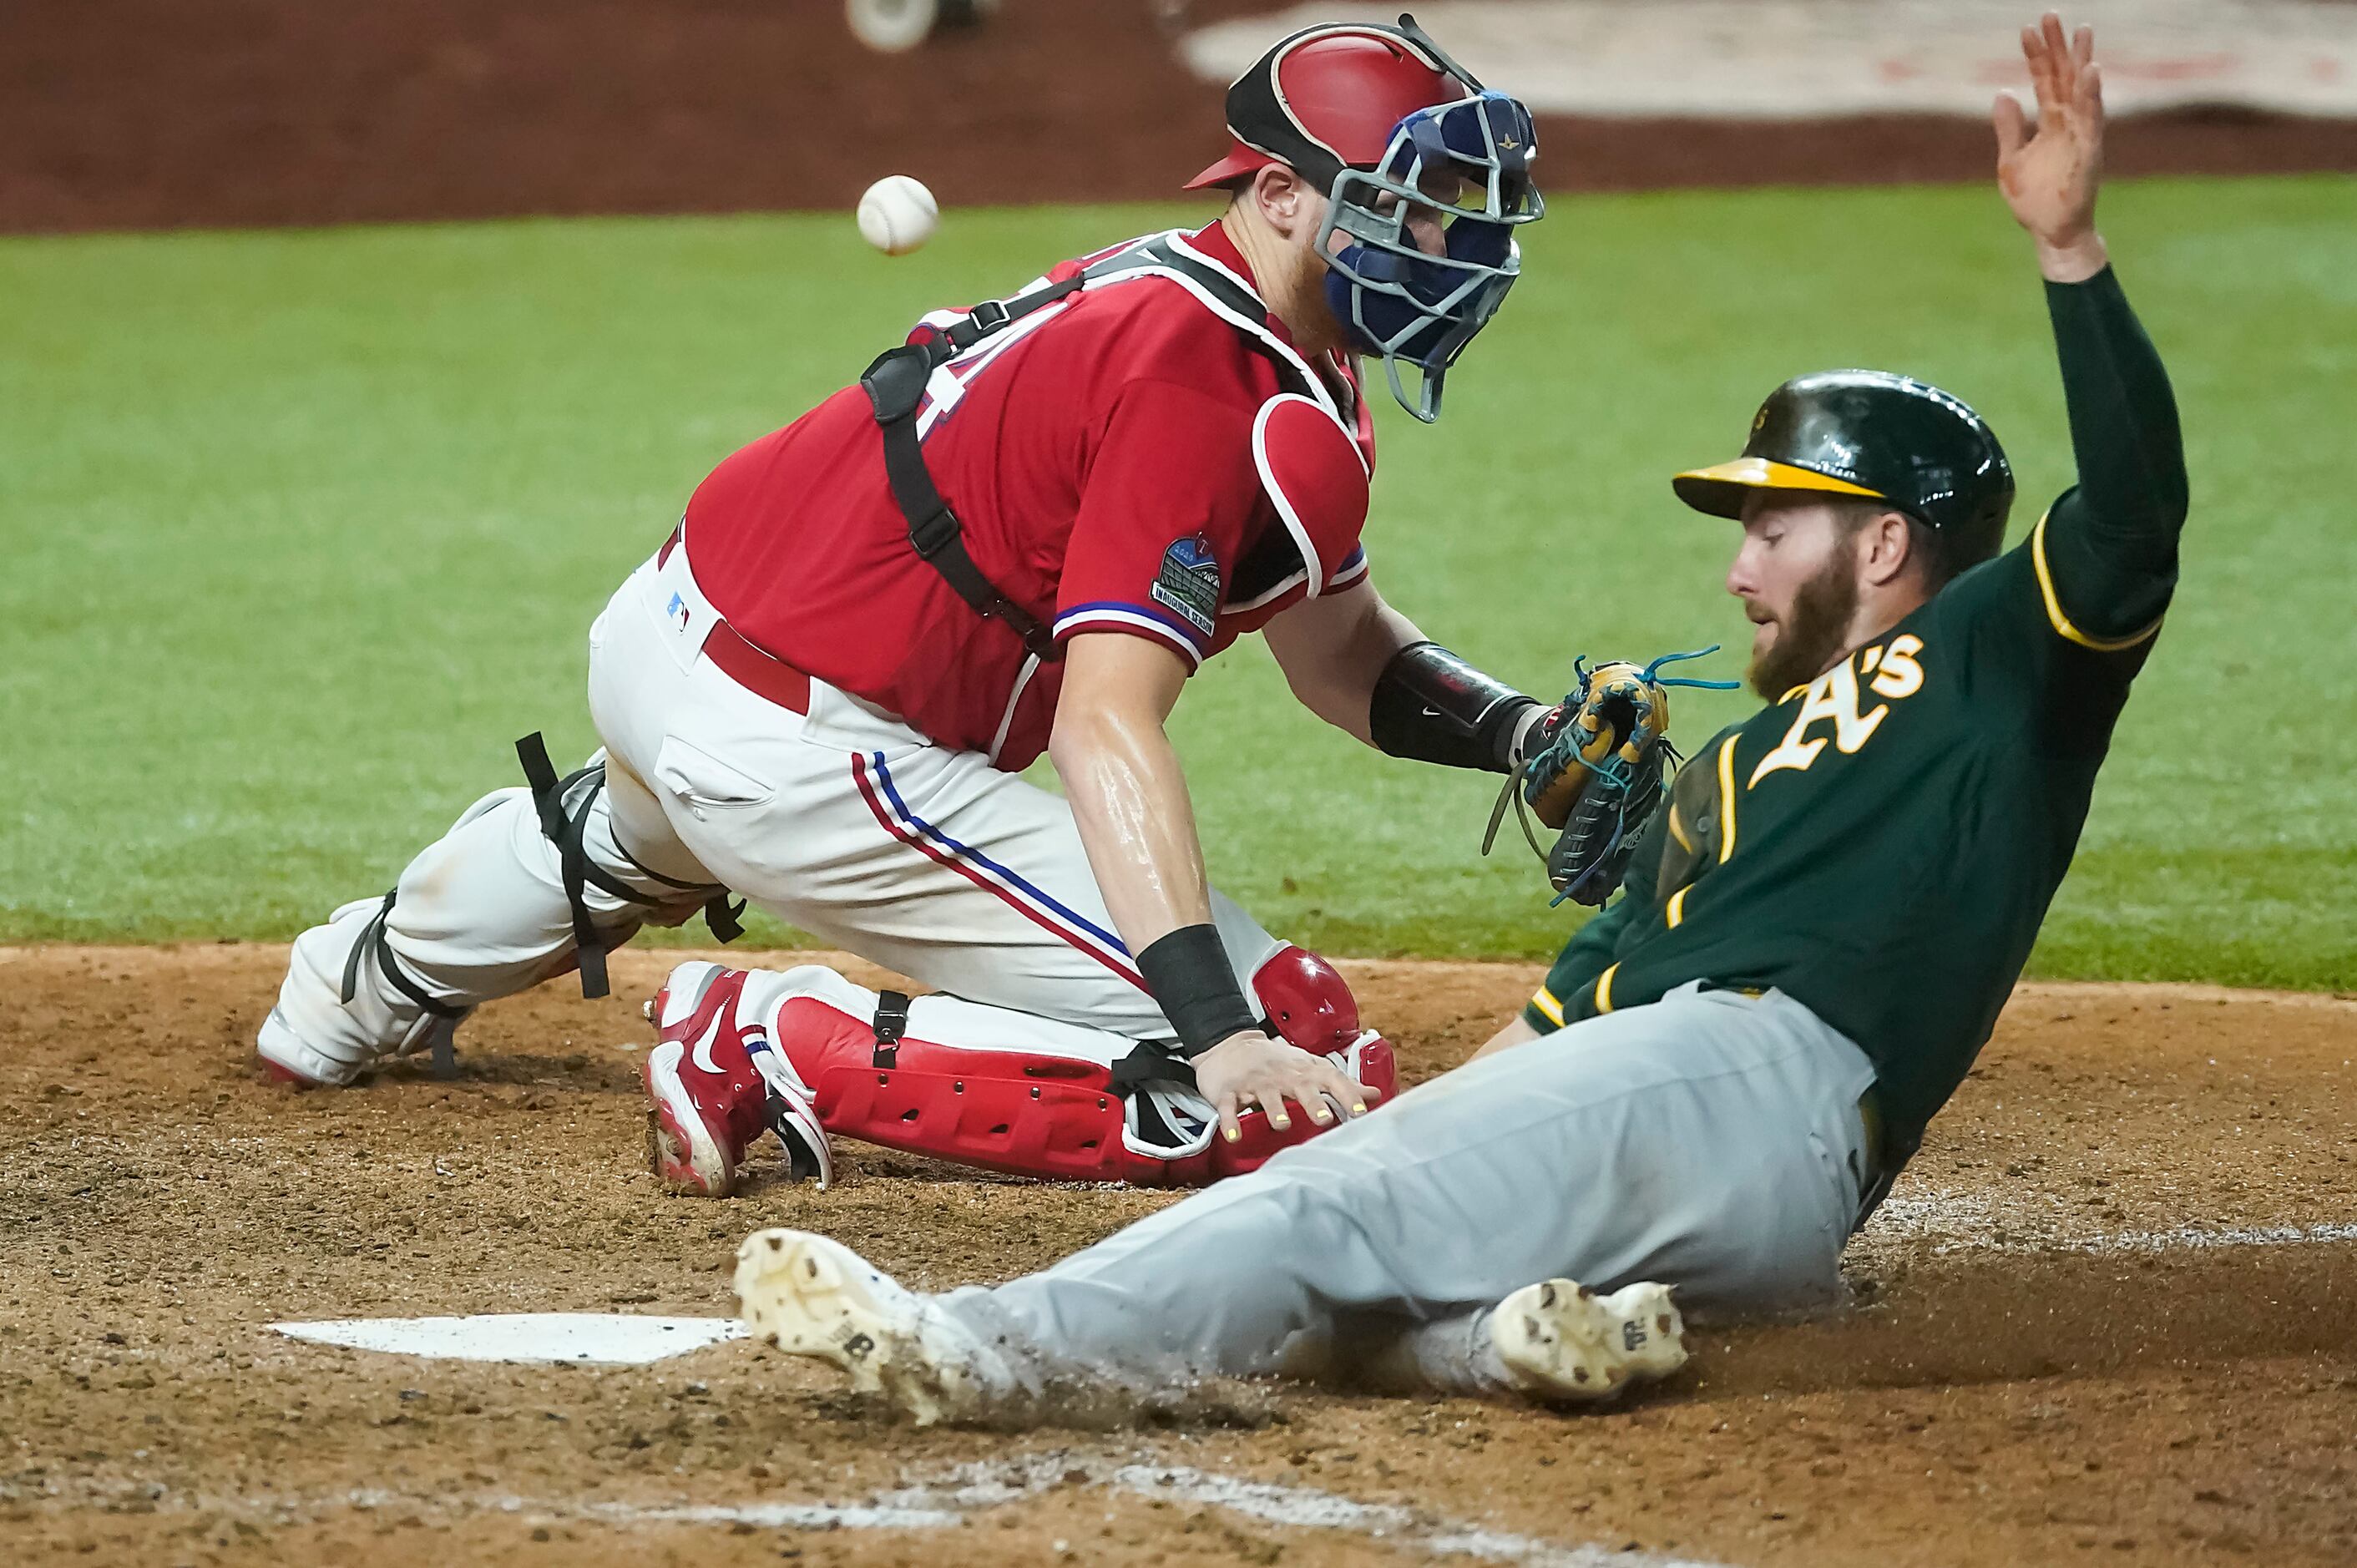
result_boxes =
[3,944,2353,1566]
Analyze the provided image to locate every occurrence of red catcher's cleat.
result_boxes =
[643,962,830,1198]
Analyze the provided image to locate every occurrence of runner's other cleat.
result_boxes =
[734,1229,1009,1427]
[1490,1277,1687,1403]
[644,962,829,1198]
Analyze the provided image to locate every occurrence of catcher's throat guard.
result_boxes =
[1317,36,1542,422]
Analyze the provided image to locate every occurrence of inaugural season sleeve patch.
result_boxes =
[1151,534,1221,638]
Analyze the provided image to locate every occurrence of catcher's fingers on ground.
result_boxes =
[1195,1031,1378,1142]
[1273,1053,1383,1133]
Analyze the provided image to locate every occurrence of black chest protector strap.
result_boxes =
[858,233,1335,665]
[860,278,1084,663]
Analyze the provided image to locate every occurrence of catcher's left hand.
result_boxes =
[1485,650,1733,906]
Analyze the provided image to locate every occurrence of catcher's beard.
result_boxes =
[1748,548,1863,700]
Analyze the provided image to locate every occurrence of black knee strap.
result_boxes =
[870,989,912,1070]
[603,795,748,943]
[517,733,619,999]
[338,888,465,1080]
[515,732,746,1001]
[702,893,747,943]
[339,890,467,1019]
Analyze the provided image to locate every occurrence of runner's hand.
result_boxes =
[1993,13,2109,280]
[1191,1029,1381,1143]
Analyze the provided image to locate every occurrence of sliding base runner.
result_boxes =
[724,14,2192,1422]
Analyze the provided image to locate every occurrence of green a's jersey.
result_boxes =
[1530,522,2161,1146]
[1525,269,2185,1153]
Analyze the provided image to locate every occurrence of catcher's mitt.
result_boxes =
[1484,648,1734,906]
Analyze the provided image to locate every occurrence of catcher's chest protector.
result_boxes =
[868,230,1373,654]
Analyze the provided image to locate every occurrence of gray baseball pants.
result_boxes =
[937,983,1879,1391]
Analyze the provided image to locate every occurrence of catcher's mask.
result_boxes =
[1673,372,2016,558]
[1186,13,1543,423]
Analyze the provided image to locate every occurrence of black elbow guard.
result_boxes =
[1369,642,1537,773]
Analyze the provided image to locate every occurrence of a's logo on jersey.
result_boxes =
[1151,534,1222,637]
[1748,635,1928,787]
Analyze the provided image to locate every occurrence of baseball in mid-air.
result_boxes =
[857,175,938,256]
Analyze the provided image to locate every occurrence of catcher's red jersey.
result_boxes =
[680,223,1376,769]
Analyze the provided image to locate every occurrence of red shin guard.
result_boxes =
[768,948,1395,1187]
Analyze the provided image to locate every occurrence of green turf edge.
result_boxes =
[3,176,2353,991]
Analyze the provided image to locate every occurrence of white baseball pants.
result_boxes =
[262,547,1281,1084]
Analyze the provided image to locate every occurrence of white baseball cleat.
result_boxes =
[1489,1277,1688,1402]
[734,1229,1009,1426]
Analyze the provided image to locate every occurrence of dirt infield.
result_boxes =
[3,944,2354,1566]
[7,0,2356,233]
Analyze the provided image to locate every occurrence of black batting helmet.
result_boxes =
[1673,372,2016,560]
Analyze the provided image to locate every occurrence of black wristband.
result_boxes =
[1137,924,1258,1058]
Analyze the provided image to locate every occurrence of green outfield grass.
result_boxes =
[4,175,2353,989]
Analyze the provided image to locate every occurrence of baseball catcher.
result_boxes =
[729,15,2192,1419]
[259,17,1649,1195]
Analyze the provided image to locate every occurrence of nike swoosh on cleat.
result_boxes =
[690,1020,725,1075]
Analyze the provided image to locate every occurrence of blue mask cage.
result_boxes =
[1318,89,1545,422]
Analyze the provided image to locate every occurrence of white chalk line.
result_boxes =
[1064,1459,1726,1566]
[528,1456,1732,1567]
[1865,1188,2357,1258]
[18,1457,1731,1566]
[1947,1219,2357,1257]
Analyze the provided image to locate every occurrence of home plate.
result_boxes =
[272,1313,747,1365]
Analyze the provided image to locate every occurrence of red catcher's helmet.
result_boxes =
[1186,22,1462,193]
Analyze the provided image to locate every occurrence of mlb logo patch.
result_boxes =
[1151,534,1221,637]
[667,591,691,633]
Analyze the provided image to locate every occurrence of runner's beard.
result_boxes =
[1749,549,1862,700]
